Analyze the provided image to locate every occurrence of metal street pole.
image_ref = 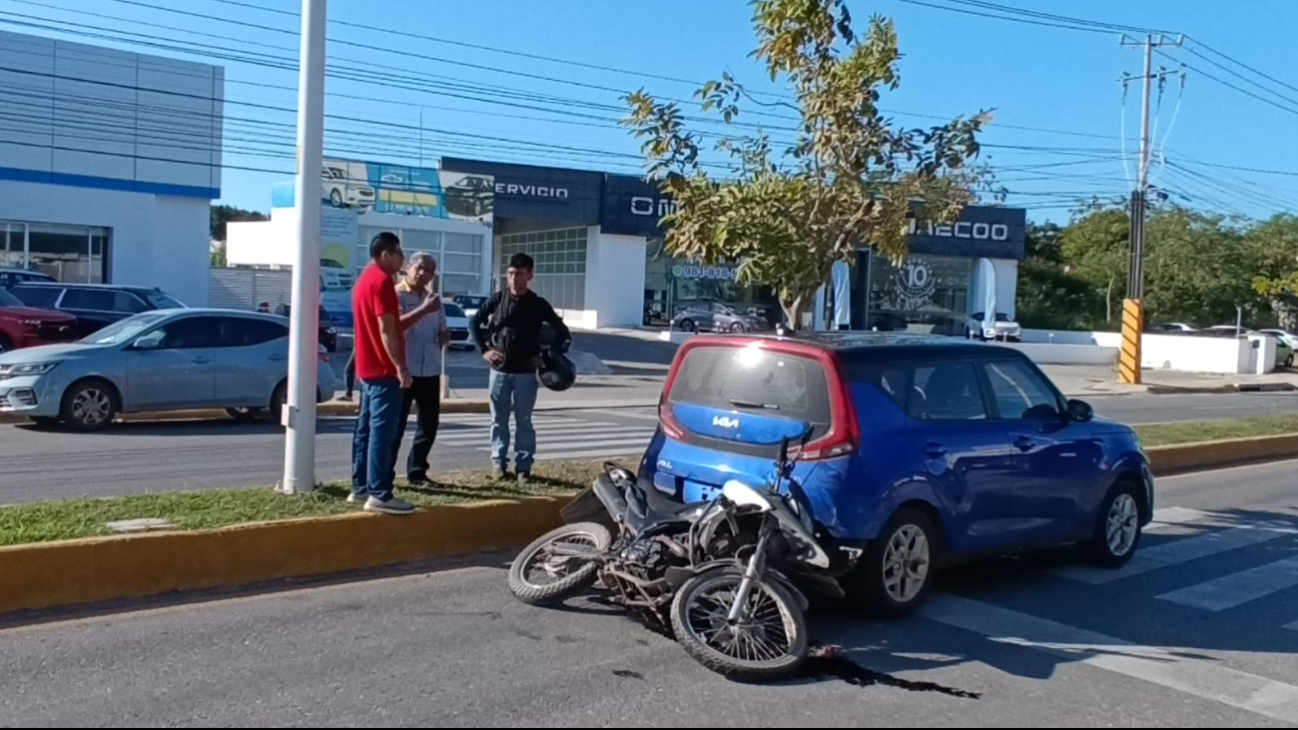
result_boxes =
[1118,33,1182,385]
[280,0,327,494]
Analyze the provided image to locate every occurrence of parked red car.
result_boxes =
[0,288,78,354]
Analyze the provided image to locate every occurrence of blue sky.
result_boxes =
[3,0,1297,223]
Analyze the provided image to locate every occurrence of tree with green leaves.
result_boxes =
[622,0,993,327]
[1247,214,1298,330]
[1059,204,1130,324]
[1016,222,1105,330]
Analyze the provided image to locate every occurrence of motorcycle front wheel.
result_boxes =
[670,567,809,682]
[507,522,612,606]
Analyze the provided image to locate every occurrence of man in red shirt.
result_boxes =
[349,231,431,515]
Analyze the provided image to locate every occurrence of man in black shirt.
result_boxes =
[471,252,571,483]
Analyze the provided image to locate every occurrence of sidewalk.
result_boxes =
[1043,364,1298,396]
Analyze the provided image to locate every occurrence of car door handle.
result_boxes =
[924,442,947,458]
[1014,435,1036,451]
[269,354,286,362]
[192,356,211,365]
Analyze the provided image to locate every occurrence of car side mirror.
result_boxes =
[132,337,161,351]
[1066,399,1094,423]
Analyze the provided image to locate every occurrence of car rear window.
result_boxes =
[668,345,833,438]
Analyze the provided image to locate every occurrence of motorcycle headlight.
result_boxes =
[0,361,60,378]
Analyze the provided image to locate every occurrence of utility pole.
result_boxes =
[280,0,328,494]
[1118,33,1183,385]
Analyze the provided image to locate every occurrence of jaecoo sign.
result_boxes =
[494,182,570,200]
[909,219,1011,241]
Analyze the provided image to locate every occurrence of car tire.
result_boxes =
[59,378,119,432]
[330,189,343,208]
[1286,354,1294,368]
[844,507,940,619]
[269,381,288,425]
[1087,481,1143,568]
[679,319,696,333]
[0,333,13,355]
[729,322,746,333]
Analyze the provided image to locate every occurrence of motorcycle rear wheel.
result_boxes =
[670,567,808,682]
[507,522,612,606]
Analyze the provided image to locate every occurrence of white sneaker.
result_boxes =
[363,496,415,516]
[346,493,366,505]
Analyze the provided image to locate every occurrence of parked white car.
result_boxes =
[444,302,474,350]
[965,312,1022,342]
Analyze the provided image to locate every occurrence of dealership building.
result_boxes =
[226,156,1027,332]
[0,30,222,304]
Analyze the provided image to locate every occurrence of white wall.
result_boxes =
[0,30,222,194]
[228,209,493,288]
[586,229,648,328]
[0,180,211,304]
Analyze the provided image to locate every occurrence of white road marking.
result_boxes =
[1158,556,1298,612]
[922,594,1298,724]
[1053,526,1285,585]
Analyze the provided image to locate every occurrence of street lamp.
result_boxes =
[280,0,328,494]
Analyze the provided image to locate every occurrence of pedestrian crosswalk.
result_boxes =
[1051,506,1298,630]
[429,413,655,462]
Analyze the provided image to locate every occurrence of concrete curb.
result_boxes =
[1,434,1294,617]
[0,496,566,616]
[1145,433,1298,474]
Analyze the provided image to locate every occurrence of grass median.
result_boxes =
[3,414,1296,549]
[0,459,605,547]
[1134,413,1298,447]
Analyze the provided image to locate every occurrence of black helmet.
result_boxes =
[537,345,576,391]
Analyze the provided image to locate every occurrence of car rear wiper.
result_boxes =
[730,399,781,411]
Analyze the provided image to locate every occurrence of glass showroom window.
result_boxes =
[0,221,109,282]
[498,227,587,311]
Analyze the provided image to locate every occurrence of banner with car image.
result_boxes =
[272,158,493,226]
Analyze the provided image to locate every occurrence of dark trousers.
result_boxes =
[343,351,356,396]
[391,375,441,483]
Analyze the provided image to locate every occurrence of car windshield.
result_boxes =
[444,303,466,318]
[145,291,186,309]
[81,312,169,345]
[0,289,22,307]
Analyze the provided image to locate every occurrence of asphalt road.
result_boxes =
[2,460,1296,727]
[2,392,1297,504]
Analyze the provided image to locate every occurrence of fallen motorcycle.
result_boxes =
[506,439,831,681]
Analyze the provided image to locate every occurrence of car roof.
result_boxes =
[11,282,165,294]
[694,331,1003,360]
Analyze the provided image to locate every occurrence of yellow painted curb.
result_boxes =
[0,497,565,616]
[1146,433,1298,474]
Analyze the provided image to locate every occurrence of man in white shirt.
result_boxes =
[391,251,451,486]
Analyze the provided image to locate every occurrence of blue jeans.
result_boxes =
[351,378,403,502]
[489,370,539,474]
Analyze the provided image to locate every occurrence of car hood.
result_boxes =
[0,306,76,323]
[0,342,105,364]
[446,315,470,328]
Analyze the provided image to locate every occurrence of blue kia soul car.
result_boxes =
[640,332,1154,617]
